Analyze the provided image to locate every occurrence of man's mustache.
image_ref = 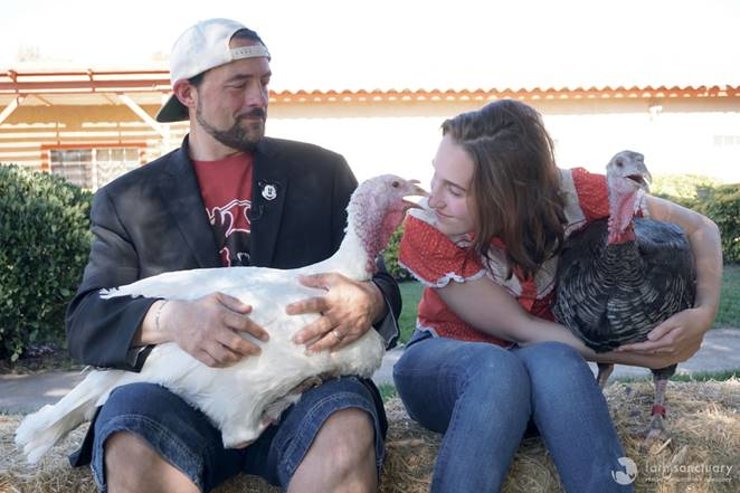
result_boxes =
[238,109,266,120]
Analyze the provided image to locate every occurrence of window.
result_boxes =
[713,135,740,148]
[49,149,92,188]
[50,147,141,189]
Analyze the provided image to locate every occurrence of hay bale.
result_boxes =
[1,379,738,492]
[0,418,277,493]
[382,379,739,493]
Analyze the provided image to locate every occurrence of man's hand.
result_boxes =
[157,292,269,367]
[288,273,385,352]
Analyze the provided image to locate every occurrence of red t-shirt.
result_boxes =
[192,153,254,266]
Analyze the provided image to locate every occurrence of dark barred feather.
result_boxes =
[553,218,696,353]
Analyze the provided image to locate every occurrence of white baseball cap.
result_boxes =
[156,18,271,123]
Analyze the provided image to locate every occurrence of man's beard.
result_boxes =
[196,102,266,152]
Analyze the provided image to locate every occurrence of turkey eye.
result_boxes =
[391,180,400,188]
[616,159,624,167]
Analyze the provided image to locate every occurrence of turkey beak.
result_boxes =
[403,180,428,210]
[627,167,652,193]
[638,168,652,193]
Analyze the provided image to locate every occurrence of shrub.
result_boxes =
[383,225,412,281]
[651,174,720,208]
[698,183,740,264]
[652,174,739,264]
[0,165,92,361]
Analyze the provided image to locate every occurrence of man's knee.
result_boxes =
[105,431,198,493]
[319,408,375,466]
[105,430,149,463]
[104,432,155,489]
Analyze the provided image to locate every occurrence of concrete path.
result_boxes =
[1,329,738,414]
[373,328,740,385]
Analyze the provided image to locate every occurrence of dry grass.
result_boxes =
[1,380,737,493]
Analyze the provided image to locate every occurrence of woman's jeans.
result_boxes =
[393,332,634,493]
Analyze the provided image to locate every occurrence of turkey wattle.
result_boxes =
[16,174,425,464]
[553,150,696,439]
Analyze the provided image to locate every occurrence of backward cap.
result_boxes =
[155,18,270,123]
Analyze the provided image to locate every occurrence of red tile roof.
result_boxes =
[1,68,738,107]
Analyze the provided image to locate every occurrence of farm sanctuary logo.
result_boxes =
[643,461,734,484]
[611,456,735,485]
[612,457,638,485]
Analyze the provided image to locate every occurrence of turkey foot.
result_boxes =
[642,375,672,452]
[643,412,672,454]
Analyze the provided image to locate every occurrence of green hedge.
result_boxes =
[651,174,720,208]
[383,224,412,281]
[698,184,740,264]
[0,165,92,361]
[653,175,740,264]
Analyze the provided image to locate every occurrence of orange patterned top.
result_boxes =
[399,167,645,345]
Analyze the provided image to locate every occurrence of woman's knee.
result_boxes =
[395,342,530,430]
[517,342,593,385]
[395,341,528,399]
[458,345,531,400]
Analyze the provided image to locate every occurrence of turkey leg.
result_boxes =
[645,364,677,444]
[596,362,614,388]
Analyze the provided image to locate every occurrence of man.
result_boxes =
[66,18,400,493]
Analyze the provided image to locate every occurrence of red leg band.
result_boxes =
[651,404,667,418]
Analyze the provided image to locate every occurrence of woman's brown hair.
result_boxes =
[441,100,565,279]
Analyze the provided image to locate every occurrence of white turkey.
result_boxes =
[15,174,425,464]
[553,150,696,441]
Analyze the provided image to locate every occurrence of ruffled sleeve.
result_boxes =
[566,166,650,226]
[399,209,485,288]
[570,167,610,221]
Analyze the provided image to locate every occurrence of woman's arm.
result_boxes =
[438,277,679,370]
[615,195,723,361]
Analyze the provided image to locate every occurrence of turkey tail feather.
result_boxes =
[99,287,122,298]
[15,370,122,464]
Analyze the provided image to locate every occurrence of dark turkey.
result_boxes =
[553,150,696,441]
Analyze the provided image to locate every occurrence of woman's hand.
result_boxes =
[614,307,712,362]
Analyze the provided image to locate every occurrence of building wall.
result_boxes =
[0,104,187,174]
[267,97,740,185]
[1,95,739,189]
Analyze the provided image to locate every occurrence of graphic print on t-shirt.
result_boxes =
[208,198,252,266]
[192,153,254,267]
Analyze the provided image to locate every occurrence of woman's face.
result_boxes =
[428,134,477,237]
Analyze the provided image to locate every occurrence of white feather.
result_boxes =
[15,174,419,463]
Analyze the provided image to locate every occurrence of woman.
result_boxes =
[393,100,722,492]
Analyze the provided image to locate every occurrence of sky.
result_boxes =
[3,0,740,91]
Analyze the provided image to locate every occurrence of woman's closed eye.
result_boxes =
[447,183,465,197]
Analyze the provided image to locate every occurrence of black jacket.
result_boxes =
[66,136,401,371]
